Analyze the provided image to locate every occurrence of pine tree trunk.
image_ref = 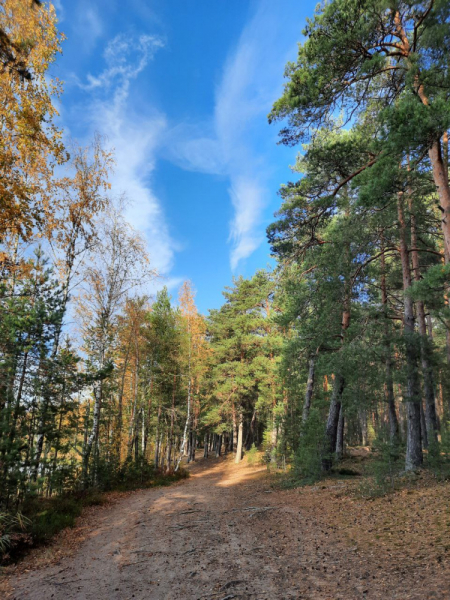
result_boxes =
[302,355,316,424]
[415,87,450,258]
[386,369,399,444]
[420,400,428,449]
[215,435,220,458]
[189,432,196,462]
[187,431,193,463]
[410,198,439,444]
[428,139,450,259]
[418,301,439,444]
[232,405,237,453]
[380,236,400,443]
[336,405,344,460]
[323,373,345,471]
[235,412,244,464]
[398,194,423,470]
[245,410,257,450]
[323,299,350,471]
[4,352,29,475]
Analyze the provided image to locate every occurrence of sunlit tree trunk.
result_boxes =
[235,411,244,464]
[232,404,237,453]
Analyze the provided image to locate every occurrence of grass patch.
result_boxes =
[17,490,110,549]
[23,496,83,545]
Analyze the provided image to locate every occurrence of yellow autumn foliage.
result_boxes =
[0,0,65,242]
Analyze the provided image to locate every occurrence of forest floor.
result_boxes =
[2,453,450,600]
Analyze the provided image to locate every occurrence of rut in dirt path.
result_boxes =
[9,457,448,600]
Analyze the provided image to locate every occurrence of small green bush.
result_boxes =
[246,444,259,465]
[294,408,327,484]
[357,437,403,498]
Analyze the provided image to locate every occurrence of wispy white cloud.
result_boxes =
[228,176,265,270]
[165,123,225,175]
[76,33,177,277]
[76,6,104,50]
[83,34,164,91]
[164,0,298,270]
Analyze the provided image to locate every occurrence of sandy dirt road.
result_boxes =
[9,457,450,600]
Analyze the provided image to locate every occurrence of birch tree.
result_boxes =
[79,206,155,486]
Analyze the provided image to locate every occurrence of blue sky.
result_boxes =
[52,0,314,313]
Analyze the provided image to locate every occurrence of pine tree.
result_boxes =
[207,272,281,463]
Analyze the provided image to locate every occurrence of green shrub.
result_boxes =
[294,408,327,484]
[357,436,403,498]
[246,444,259,465]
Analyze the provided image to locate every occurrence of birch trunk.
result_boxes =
[175,377,191,472]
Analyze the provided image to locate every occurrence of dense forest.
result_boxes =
[1,0,450,565]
